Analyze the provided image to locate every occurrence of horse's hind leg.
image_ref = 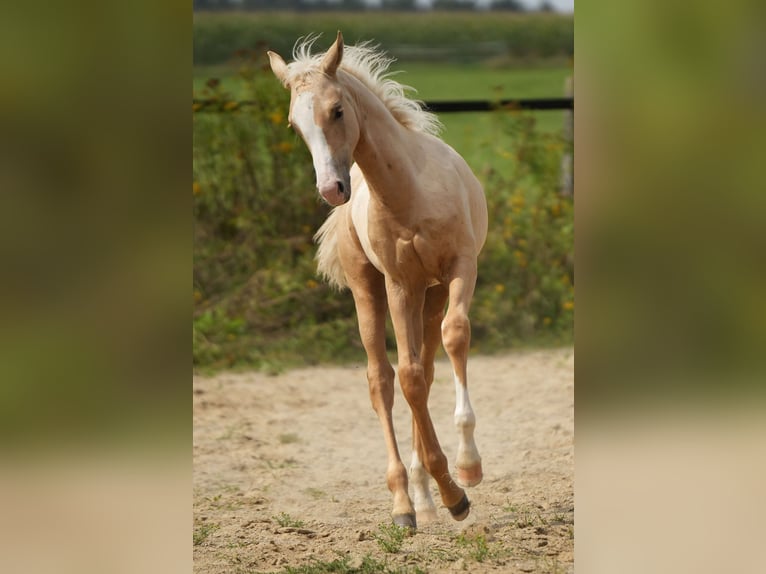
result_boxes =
[443,257,483,487]
[347,264,416,529]
[410,284,449,523]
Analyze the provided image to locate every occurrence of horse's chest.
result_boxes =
[363,220,441,285]
[350,188,385,274]
[350,184,445,285]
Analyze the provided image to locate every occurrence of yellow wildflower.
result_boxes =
[277,141,293,154]
[494,284,505,294]
[543,317,552,326]
[269,110,284,125]
[306,279,318,289]
[223,101,239,111]
[563,301,574,311]
[193,182,201,195]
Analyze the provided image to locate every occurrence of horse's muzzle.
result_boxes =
[318,179,351,206]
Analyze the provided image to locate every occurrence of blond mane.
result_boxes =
[285,35,443,136]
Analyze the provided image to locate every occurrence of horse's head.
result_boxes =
[268,32,358,207]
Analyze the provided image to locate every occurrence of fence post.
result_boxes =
[560,75,574,197]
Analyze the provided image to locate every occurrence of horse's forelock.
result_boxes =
[287,36,442,136]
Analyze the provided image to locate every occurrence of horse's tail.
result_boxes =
[314,206,348,290]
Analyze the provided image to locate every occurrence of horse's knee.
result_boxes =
[398,363,426,406]
[442,312,470,357]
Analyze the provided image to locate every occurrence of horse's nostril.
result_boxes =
[337,181,345,196]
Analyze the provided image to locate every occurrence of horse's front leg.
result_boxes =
[443,257,483,487]
[386,281,470,521]
[347,266,416,529]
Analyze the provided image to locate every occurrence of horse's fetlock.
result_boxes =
[386,462,409,494]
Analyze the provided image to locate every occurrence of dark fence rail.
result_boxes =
[192,97,574,113]
[425,98,573,112]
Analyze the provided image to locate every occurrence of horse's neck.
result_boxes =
[343,75,418,209]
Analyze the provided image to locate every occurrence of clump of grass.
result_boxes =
[455,532,492,562]
[274,512,305,528]
[193,522,219,546]
[515,510,536,529]
[374,523,409,554]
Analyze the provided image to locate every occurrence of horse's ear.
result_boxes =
[268,51,289,87]
[320,31,344,77]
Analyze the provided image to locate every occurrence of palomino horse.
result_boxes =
[268,32,488,530]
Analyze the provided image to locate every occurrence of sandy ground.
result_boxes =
[193,348,574,573]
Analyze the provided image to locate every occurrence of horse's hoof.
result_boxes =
[393,513,417,531]
[456,463,483,487]
[447,493,471,521]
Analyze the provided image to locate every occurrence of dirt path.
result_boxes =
[193,348,574,573]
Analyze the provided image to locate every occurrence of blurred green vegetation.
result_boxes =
[193,50,573,372]
[193,11,573,67]
[194,63,573,151]
[576,0,766,407]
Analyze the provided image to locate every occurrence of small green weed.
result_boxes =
[374,523,409,554]
[456,532,491,562]
[193,522,219,546]
[274,512,305,528]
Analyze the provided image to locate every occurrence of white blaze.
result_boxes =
[291,91,336,190]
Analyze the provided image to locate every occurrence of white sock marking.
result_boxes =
[454,373,481,469]
[410,450,436,515]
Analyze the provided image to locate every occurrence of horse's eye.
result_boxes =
[334,107,343,120]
